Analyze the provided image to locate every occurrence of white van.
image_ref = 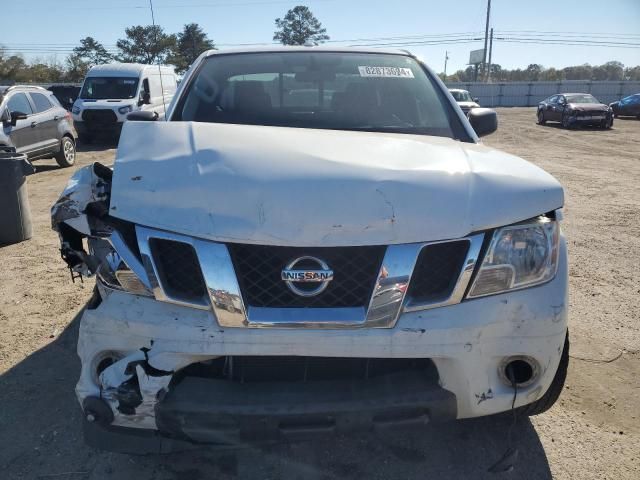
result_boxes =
[72,63,177,142]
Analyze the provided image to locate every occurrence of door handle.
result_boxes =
[54,116,59,121]
[30,121,37,128]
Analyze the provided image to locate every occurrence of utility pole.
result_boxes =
[444,50,449,81]
[482,0,492,81]
[487,28,494,83]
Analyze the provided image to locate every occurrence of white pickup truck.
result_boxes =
[52,47,568,454]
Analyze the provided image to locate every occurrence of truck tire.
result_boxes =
[55,136,76,168]
[519,332,569,416]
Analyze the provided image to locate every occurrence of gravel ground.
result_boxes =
[0,108,638,479]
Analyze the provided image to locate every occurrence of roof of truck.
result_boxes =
[203,46,413,57]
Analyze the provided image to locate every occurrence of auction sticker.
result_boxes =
[358,66,414,78]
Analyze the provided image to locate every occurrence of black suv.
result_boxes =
[0,86,77,167]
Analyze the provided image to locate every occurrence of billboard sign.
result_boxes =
[469,49,485,65]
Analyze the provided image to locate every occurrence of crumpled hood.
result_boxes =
[567,103,608,111]
[110,122,563,246]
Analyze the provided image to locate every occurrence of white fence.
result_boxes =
[445,81,640,107]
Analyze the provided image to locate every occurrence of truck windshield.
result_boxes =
[80,77,139,100]
[174,52,461,138]
[450,90,472,102]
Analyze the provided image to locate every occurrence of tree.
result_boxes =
[170,23,214,74]
[65,54,89,82]
[525,64,543,81]
[273,6,329,46]
[624,66,640,81]
[562,64,592,80]
[0,53,28,82]
[65,37,112,81]
[117,25,177,64]
[601,61,624,81]
[74,37,112,65]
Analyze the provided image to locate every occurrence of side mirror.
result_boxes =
[0,108,10,125]
[468,108,498,137]
[127,110,158,122]
[473,97,479,103]
[9,111,28,126]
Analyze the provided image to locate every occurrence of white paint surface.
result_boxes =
[111,121,563,246]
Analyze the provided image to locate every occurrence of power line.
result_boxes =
[1,0,335,11]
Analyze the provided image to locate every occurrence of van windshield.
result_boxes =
[174,52,462,138]
[80,77,139,100]
[450,90,472,102]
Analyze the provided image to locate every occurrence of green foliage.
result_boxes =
[116,25,177,64]
[170,23,215,74]
[273,6,329,45]
[65,37,113,82]
[449,61,638,82]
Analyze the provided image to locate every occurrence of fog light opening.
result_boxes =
[499,356,539,388]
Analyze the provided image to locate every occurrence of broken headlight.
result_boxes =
[467,217,560,298]
[93,240,152,297]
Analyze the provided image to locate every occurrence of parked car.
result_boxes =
[52,47,567,454]
[72,63,178,143]
[537,93,613,129]
[609,93,640,119]
[448,88,480,115]
[0,85,77,167]
[47,84,81,111]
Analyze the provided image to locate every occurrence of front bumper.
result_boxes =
[567,113,610,125]
[77,240,568,448]
[74,120,123,137]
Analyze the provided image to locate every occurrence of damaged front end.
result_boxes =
[52,162,152,294]
[52,163,185,431]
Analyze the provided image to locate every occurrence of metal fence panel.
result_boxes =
[445,81,640,107]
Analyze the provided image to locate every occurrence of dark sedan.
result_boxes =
[537,93,613,129]
[610,94,640,119]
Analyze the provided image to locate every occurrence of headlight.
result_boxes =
[92,240,152,297]
[467,217,560,298]
[72,106,80,114]
[118,105,133,115]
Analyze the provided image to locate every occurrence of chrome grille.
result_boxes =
[228,244,386,308]
[134,225,484,328]
[149,238,207,302]
[406,241,470,303]
[82,109,117,124]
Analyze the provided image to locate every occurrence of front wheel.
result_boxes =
[537,110,546,125]
[601,116,613,129]
[55,136,76,167]
[519,332,569,416]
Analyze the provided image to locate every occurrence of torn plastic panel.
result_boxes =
[51,162,151,293]
[94,348,215,429]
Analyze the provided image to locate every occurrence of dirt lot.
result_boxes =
[0,108,638,479]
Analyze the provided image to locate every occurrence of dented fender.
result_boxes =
[51,162,114,278]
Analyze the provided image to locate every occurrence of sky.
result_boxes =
[2,0,639,73]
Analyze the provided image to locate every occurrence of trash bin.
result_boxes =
[0,149,35,245]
